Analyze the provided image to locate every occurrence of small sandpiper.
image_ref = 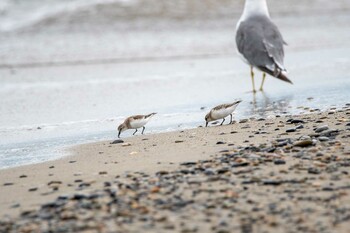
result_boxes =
[118,113,157,138]
[205,100,242,127]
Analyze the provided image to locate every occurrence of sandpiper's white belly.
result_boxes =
[211,106,235,120]
[129,118,149,129]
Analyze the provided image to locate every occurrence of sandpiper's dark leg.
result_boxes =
[118,130,121,138]
[220,118,225,125]
[229,114,233,124]
[141,126,145,134]
[250,66,256,93]
[205,122,208,127]
[133,129,138,135]
[259,72,266,91]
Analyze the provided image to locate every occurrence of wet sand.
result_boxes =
[1,106,350,232]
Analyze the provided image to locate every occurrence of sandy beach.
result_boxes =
[1,106,350,232]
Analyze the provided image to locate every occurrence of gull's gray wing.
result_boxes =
[236,15,291,83]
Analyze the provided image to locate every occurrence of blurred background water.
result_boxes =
[0,0,350,169]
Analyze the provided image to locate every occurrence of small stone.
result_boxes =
[216,141,226,145]
[320,129,339,137]
[295,125,304,129]
[204,169,215,176]
[150,186,160,193]
[239,119,249,123]
[315,125,329,133]
[156,171,169,176]
[99,171,107,175]
[175,140,184,143]
[293,140,313,147]
[10,203,20,209]
[48,181,62,186]
[129,151,138,155]
[262,180,282,186]
[3,183,14,186]
[274,159,286,165]
[180,162,197,166]
[318,136,330,141]
[19,175,27,178]
[28,187,38,192]
[299,135,311,141]
[286,128,296,133]
[69,161,76,163]
[232,162,249,167]
[308,167,321,174]
[110,139,124,144]
[122,143,131,147]
[291,119,305,124]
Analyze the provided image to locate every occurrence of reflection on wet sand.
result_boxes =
[248,91,293,118]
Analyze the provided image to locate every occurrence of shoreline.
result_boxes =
[1,106,350,232]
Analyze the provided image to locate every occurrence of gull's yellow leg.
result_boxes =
[250,66,256,93]
[259,73,266,91]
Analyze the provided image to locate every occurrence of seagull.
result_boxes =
[236,0,292,93]
[117,113,156,138]
[205,100,242,127]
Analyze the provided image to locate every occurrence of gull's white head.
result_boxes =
[240,0,270,21]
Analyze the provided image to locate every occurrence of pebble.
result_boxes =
[239,119,249,123]
[175,140,184,143]
[3,183,14,186]
[122,143,131,147]
[308,167,321,174]
[274,160,286,165]
[110,139,124,144]
[291,119,305,124]
[318,136,330,142]
[295,125,304,129]
[216,141,226,145]
[286,128,296,133]
[315,125,329,133]
[293,140,313,147]
[48,181,62,186]
[262,180,282,186]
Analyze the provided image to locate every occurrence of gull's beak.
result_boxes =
[118,130,121,138]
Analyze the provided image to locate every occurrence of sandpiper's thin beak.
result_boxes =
[205,122,208,127]
[118,130,121,138]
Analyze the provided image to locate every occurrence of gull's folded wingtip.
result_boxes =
[278,71,293,84]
